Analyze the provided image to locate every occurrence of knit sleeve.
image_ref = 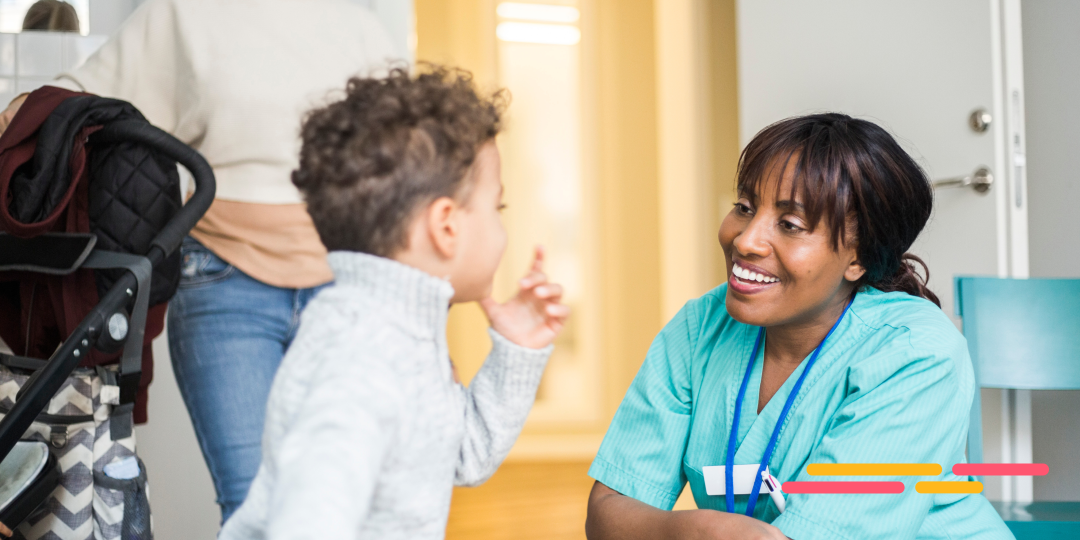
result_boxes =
[54,0,186,134]
[454,329,552,486]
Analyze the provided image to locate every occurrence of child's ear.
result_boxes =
[427,196,460,260]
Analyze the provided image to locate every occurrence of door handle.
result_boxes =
[932,167,993,194]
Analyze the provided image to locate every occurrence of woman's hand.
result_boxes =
[0,94,27,136]
[0,519,13,537]
[587,481,789,540]
[479,246,570,349]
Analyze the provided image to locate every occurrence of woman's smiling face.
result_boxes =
[719,163,867,329]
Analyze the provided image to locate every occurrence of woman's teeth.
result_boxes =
[733,263,778,284]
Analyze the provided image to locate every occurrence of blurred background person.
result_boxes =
[0,0,398,524]
[21,0,79,32]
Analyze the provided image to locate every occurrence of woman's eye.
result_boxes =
[734,202,753,215]
[780,219,804,232]
[497,203,507,212]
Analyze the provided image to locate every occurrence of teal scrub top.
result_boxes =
[589,285,1014,540]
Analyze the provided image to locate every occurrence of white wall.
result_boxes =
[0,31,108,106]
[1021,0,1080,502]
[88,0,140,36]
[367,0,415,62]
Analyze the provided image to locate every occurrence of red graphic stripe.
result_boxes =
[782,481,905,494]
[953,463,1049,476]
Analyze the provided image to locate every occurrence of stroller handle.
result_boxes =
[0,120,216,462]
[90,120,217,267]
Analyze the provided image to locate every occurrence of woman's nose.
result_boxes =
[733,217,771,258]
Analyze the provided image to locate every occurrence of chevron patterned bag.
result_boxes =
[0,366,151,540]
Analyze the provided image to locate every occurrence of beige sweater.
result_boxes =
[51,0,400,287]
[55,0,399,204]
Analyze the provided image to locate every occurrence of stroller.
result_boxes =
[0,90,215,539]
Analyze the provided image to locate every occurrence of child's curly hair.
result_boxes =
[293,64,507,256]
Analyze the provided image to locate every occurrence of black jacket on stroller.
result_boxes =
[0,86,215,538]
[0,86,184,424]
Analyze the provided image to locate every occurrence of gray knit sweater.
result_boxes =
[219,252,552,540]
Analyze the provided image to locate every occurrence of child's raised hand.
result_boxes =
[479,246,570,349]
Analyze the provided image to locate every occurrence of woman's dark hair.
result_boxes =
[737,113,940,307]
[22,0,80,32]
[293,64,507,256]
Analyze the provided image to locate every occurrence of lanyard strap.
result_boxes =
[724,299,853,516]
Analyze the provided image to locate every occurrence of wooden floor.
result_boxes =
[446,461,595,540]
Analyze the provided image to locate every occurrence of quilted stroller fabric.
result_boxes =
[0,86,182,423]
[87,139,181,306]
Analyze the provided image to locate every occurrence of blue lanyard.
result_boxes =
[725,299,852,516]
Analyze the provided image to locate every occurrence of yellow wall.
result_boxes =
[415,0,738,459]
[414,0,497,86]
[415,0,499,386]
[592,0,664,405]
[708,0,739,285]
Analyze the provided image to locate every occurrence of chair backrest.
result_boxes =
[955,276,1080,463]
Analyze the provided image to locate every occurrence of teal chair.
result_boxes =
[955,277,1080,538]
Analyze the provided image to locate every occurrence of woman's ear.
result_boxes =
[427,196,460,260]
[845,259,867,282]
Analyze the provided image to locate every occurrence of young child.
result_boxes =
[218,66,568,540]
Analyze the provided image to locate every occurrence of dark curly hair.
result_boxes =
[293,64,507,256]
[738,113,940,307]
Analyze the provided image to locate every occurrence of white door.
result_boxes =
[737,0,1029,500]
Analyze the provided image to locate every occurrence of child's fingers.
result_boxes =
[519,270,547,290]
[546,320,565,337]
[530,245,545,273]
[533,283,563,300]
[546,311,568,335]
[544,303,571,318]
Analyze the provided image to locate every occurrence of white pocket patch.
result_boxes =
[702,464,774,495]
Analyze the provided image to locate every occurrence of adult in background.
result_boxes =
[0,0,397,522]
[22,0,80,32]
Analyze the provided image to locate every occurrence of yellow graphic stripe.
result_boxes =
[807,464,943,476]
[916,481,984,494]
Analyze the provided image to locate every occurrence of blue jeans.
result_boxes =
[167,237,328,522]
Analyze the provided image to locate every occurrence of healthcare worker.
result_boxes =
[585,114,1014,539]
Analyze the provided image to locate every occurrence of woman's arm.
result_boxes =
[0,94,28,135]
[586,481,788,540]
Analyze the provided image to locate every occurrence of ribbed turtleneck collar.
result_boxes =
[326,251,455,338]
